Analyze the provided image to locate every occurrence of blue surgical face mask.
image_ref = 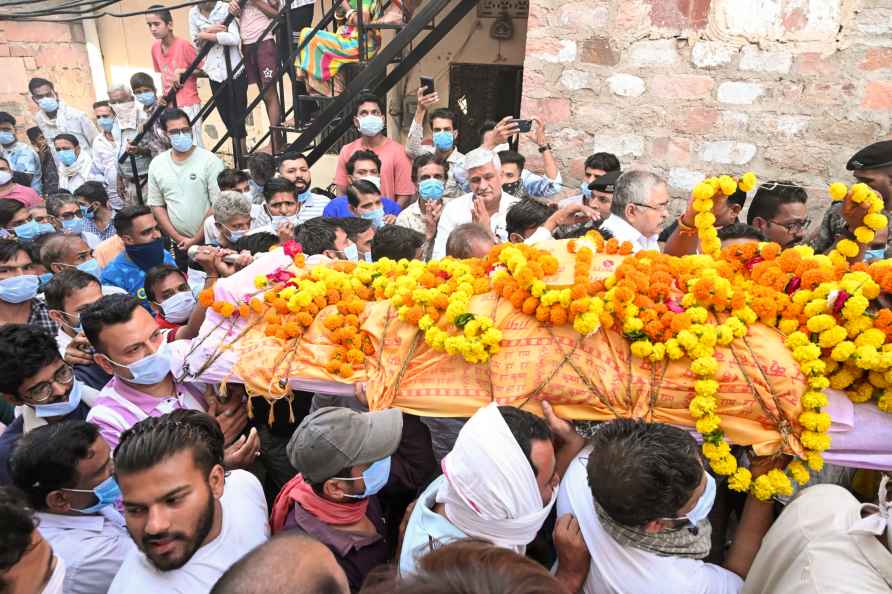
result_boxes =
[65,475,122,514]
[58,149,77,167]
[76,258,102,281]
[342,243,359,261]
[581,181,592,199]
[13,220,54,241]
[361,207,385,229]
[432,130,454,152]
[34,379,83,418]
[136,92,156,107]
[108,340,172,385]
[363,250,373,263]
[418,178,445,201]
[685,473,716,526]
[170,132,194,153]
[223,225,245,243]
[0,274,39,304]
[339,456,391,499]
[865,248,886,262]
[81,205,95,220]
[62,217,84,235]
[38,97,59,113]
[97,116,115,132]
[0,131,15,146]
[297,190,312,204]
[356,115,384,137]
[39,272,54,287]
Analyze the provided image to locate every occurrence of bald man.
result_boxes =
[210,533,349,594]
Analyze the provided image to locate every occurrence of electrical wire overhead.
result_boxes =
[0,0,207,22]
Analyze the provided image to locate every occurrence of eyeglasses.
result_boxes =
[22,364,74,403]
[632,202,669,213]
[767,219,811,233]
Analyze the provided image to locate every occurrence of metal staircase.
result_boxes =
[195,0,479,167]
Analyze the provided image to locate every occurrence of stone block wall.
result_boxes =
[520,0,892,220]
[0,21,96,135]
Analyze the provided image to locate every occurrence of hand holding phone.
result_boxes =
[420,76,435,95]
[509,118,532,133]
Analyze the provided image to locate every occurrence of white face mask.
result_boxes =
[41,555,66,594]
[158,290,197,324]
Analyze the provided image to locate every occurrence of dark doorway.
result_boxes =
[448,63,524,154]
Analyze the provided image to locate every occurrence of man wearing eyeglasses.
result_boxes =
[0,324,95,485]
[746,181,809,249]
[599,170,669,253]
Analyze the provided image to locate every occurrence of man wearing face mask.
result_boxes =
[407,89,465,200]
[271,407,404,591]
[324,150,403,219]
[0,157,42,209]
[120,75,170,207]
[0,239,58,333]
[44,269,116,391]
[0,111,42,195]
[0,486,68,594]
[39,233,104,283]
[396,154,449,260]
[29,77,98,162]
[90,101,124,211]
[10,421,135,594]
[0,325,94,485]
[144,264,207,341]
[345,180,397,230]
[294,218,358,264]
[334,93,415,207]
[53,134,96,193]
[274,152,330,222]
[101,205,176,309]
[148,109,225,269]
[46,194,102,249]
[27,126,60,195]
[558,419,776,594]
[75,181,117,241]
[82,294,229,451]
[207,191,253,250]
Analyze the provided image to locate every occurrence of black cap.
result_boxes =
[847,140,892,171]
[588,170,621,193]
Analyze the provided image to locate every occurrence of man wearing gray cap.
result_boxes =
[269,406,403,592]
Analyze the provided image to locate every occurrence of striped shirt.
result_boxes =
[86,375,207,450]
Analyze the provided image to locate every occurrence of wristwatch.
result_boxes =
[538,144,552,153]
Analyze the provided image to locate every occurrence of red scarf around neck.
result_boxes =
[271,473,368,533]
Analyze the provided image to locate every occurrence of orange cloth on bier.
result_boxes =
[213,246,806,459]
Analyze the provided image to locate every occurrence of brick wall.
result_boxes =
[519,0,892,220]
[0,21,96,133]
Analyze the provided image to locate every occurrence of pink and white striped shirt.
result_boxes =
[86,376,208,450]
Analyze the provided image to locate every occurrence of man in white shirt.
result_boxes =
[431,147,519,260]
[258,152,330,226]
[599,170,669,253]
[505,198,600,245]
[10,420,135,594]
[741,481,892,594]
[557,419,775,594]
[29,77,98,161]
[109,409,270,594]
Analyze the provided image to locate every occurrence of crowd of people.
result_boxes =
[1,17,892,592]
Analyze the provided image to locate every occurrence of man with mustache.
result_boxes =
[108,409,269,594]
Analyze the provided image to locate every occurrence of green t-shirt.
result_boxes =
[147,147,224,237]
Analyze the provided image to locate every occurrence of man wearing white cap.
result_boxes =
[399,403,590,592]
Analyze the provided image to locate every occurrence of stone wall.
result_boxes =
[519,0,892,220]
[0,21,97,133]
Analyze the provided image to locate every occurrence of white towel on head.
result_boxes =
[437,403,556,552]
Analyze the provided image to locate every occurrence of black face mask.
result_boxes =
[502,181,522,196]
[125,238,166,271]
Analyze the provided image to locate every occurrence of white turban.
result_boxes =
[437,403,556,552]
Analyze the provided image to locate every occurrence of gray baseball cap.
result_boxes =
[286,406,403,484]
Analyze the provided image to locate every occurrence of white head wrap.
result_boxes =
[436,403,556,552]
[849,474,892,550]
